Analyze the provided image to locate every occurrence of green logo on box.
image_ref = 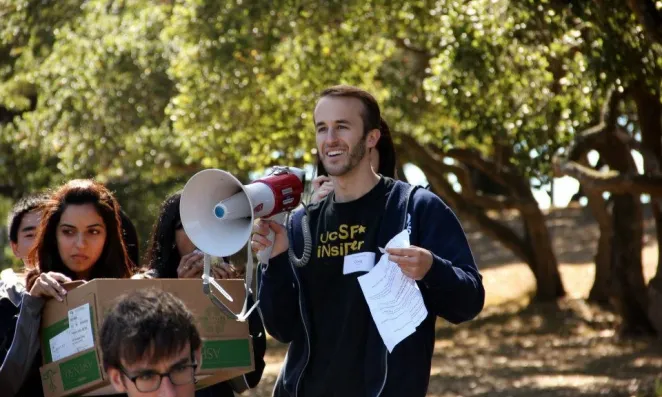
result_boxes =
[201,339,251,370]
[59,351,100,391]
[200,306,226,334]
[42,368,58,392]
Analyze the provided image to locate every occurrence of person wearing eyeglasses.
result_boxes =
[100,288,201,397]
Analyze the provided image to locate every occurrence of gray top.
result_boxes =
[0,277,45,397]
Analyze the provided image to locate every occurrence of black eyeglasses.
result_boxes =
[120,361,198,392]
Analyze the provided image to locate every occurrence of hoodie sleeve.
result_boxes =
[257,210,304,344]
[0,292,45,397]
[411,189,485,324]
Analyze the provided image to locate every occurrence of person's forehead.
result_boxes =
[59,204,104,224]
[314,96,364,123]
[122,344,191,373]
[19,210,41,230]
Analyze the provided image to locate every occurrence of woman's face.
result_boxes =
[56,203,107,279]
[175,223,196,257]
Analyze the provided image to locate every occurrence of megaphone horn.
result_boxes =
[180,167,305,258]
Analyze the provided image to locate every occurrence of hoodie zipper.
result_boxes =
[376,184,415,397]
[375,346,388,396]
[290,258,311,397]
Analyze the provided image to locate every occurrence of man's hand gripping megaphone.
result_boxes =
[250,219,289,260]
[180,166,305,322]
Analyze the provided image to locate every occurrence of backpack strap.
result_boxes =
[401,184,417,232]
[377,181,418,248]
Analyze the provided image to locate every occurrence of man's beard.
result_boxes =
[321,136,367,177]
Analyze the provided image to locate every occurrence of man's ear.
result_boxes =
[9,241,19,258]
[107,367,127,393]
[366,128,381,149]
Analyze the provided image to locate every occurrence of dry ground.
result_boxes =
[249,205,662,397]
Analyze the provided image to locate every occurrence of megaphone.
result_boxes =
[179,166,305,321]
[180,166,305,259]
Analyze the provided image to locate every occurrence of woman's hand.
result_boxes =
[311,176,334,203]
[211,261,235,279]
[177,250,205,278]
[178,251,239,279]
[29,272,72,302]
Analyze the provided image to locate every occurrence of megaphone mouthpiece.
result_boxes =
[213,191,251,220]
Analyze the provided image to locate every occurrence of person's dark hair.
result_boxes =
[100,288,201,370]
[7,193,46,243]
[119,209,140,267]
[143,192,231,279]
[144,192,183,278]
[315,85,397,178]
[25,179,133,290]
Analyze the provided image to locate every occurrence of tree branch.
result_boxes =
[616,126,661,174]
[422,164,534,263]
[602,86,626,128]
[394,37,431,58]
[627,0,662,45]
[398,135,536,264]
[555,160,662,196]
[399,135,528,210]
[444,147,535,198]
[566,124,605,161]
[442,148,511,187]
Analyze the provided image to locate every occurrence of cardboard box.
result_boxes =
[39,279,254,397]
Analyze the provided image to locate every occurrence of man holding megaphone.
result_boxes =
[252,85,485,397]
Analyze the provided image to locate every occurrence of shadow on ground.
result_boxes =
[256,299,662,397]
[427,299,662,397]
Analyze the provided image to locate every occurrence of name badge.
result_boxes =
[343,252,376,275]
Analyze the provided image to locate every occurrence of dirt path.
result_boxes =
[426,299,662,397]
[248,206,662,396]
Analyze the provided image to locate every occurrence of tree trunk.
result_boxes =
[600,114,656,335]
[557,86,660,334]
[586,188,613,305]
[611,194,655,335]
[578,155,614,305]
[522,206,566,300]
[648,197,662,335]
[632,83,662,335]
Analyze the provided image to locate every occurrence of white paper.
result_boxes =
[358,229,428,352]
[49,329,75,362]
[343,252,376,274]
[68,303,94,353]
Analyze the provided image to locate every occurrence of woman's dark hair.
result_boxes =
[119,209,140,267]
[144,192,229,279]
[144,192,183,278]
[25,179,133,290]
[315,85,397,178]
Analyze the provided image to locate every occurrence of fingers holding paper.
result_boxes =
[386,246,433,280]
